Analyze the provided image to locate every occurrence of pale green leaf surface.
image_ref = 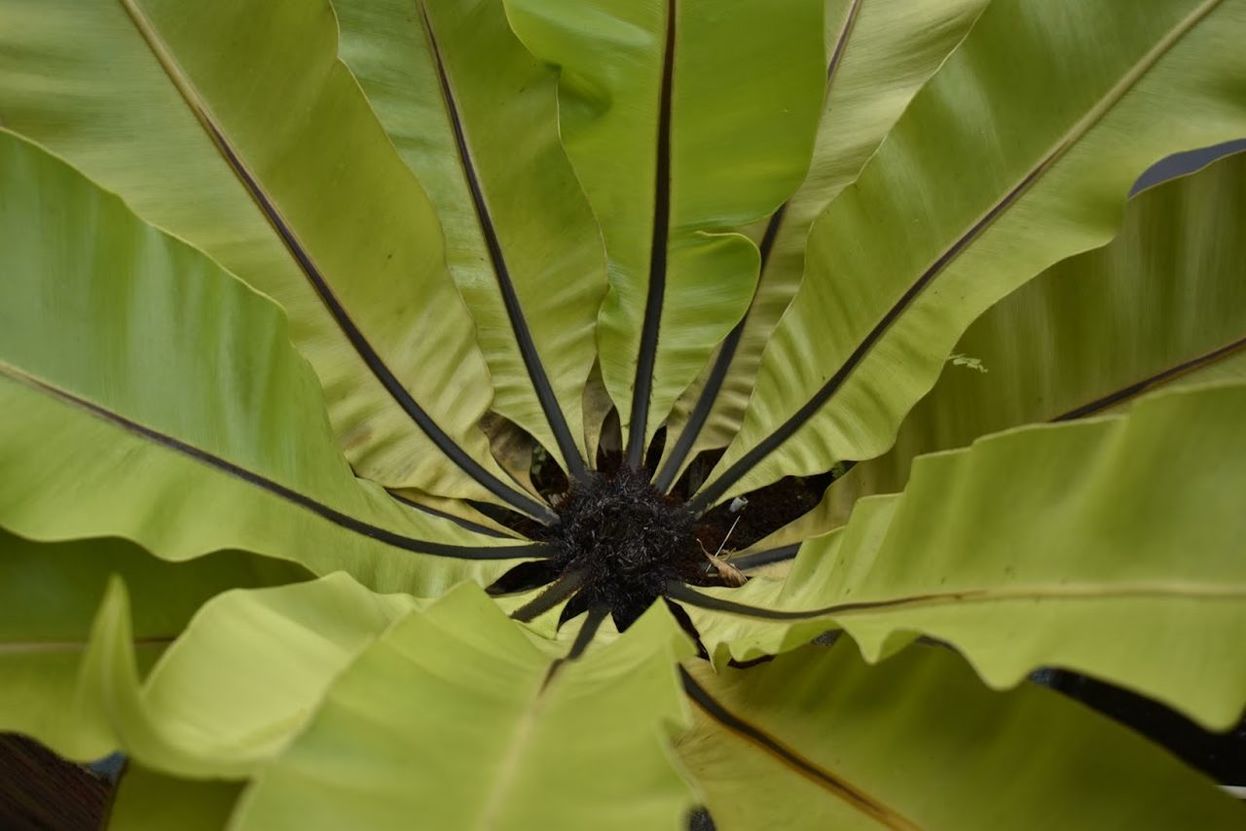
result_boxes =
[708,0,1246,503]
[503,0,827,450]
[660,0,990,482]
[232,584,697,831]
[754,151,1246,550]
[0,131,531,595]
[109,765,244,831]
[335,0,607,469]
[678,641,1245,830]
[73,574,416,779]
[0,530,306,762]
[0,0,507,499]
[684,384,1246,729]
[133,574,418,778]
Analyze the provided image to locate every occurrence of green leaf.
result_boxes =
[657,0,991,487]
[830,149,1246,519]
[0,529,306,761]
[0,0,527,506]
[334,0,608,476]
[0,131,536,595]
[81,574,418,778]
[698,0,1246,506]
[677,640,1245,830]
[754,149,1246,550]
[503,0,827,464]
[679,383,1246,729]
[231,584,697,830]
[108,765,243,831]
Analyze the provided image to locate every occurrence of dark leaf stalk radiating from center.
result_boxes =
[678,666,917,830]
[654,0,864,493]
[118,0,556,525]
[420,2,589,484]
[2,365,546,561]
[625,0,678,470]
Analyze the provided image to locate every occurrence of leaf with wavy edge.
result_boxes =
[678,383,1246,730]
[656,0,990,490]
[0,0,536,509]
[749,150,1246,552]
[0,529,306,762]
[697,0,1246,507]
[230,583,697,830]
[825,148,1246,533]
[677,640,1245,830]
[503,0,826,466]
[78,574,420,779]
[334,0,607,478]
[0,132,537,596]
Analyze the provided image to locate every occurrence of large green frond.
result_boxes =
[681,383,1246,729]
[0,0,528,506]
[503,0,827,465]
[657,0,991,488]
[333,0,608,476]
[754,149,1246,550]
[0,132,534,595]
[0,530,305,761]
[231,584,697,830]
[79,574,417,778]
[678,640,1244,829]
[699,0,1246,506]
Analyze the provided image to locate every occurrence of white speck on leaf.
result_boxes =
[949,353,988,374]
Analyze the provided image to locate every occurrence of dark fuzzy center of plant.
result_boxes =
[547,467,708,630]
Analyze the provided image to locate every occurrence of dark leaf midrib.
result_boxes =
[1054,332,1246,421]
[625,0,677,469]
[732,543,801,572]
[679,666,916,830]
[512,567,588,622]
[420,2,588,483]
[118,0,555,523]
[666,580,1246,623]
[2,366,544,562]
[387,488,517,539]
[541,603,609,689]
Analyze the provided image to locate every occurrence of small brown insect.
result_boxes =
[699,515,747,587]
[703,549,748,587]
